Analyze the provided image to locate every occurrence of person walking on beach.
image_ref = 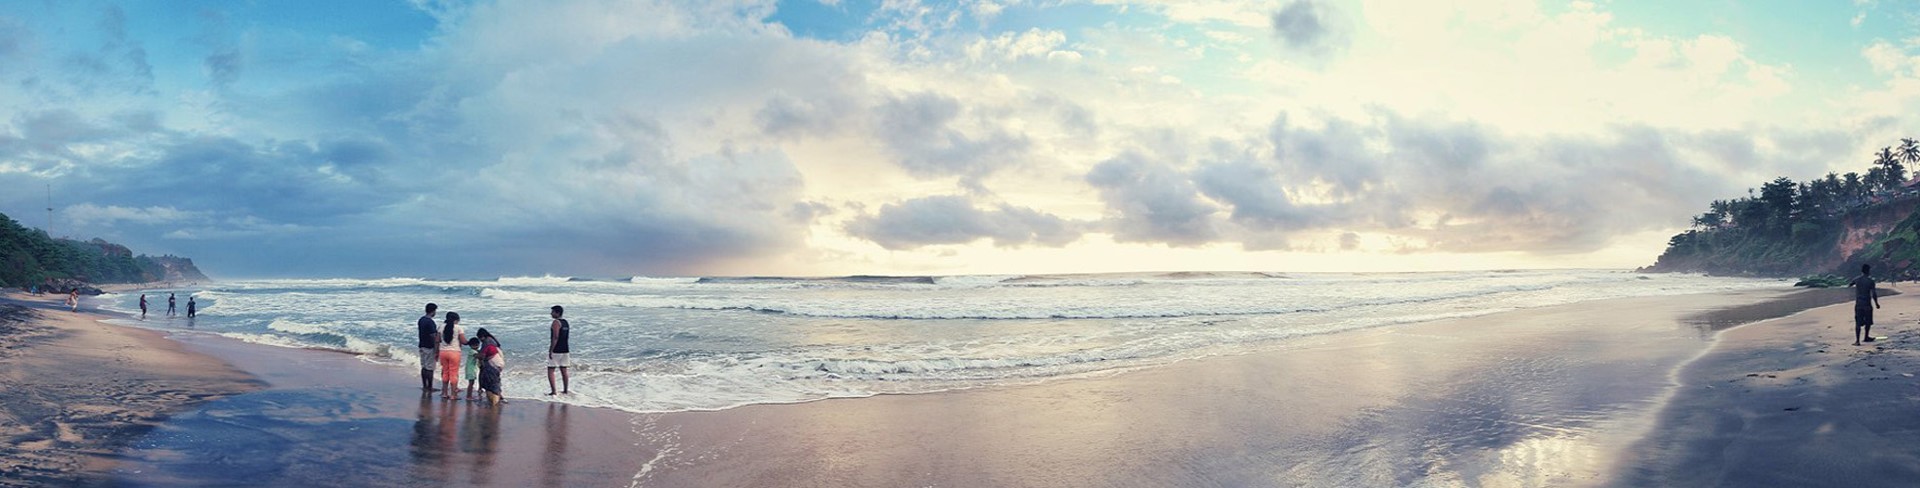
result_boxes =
[547,305,572,396]
[438,312,467,400]
[418,303,441,391]
[167,293,177,317]
[1852,264,1883,346]
[139,294,148,320]
[187,296,197,318]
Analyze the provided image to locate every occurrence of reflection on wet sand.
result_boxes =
[409,393,506,484]
[112,331,648,488]
[544,403,571,487]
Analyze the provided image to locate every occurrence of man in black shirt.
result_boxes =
[418,303,440,391]
[1851,264,1882,346]
[547,305,572,395]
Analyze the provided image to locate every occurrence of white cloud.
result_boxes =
[64,203,204,226]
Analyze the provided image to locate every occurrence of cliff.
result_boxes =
[0,211,210,289]
[1646,189,1920,278]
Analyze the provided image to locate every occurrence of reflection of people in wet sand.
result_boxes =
[461,396,503,481]
[1852,264,1883,346]
[542,403,571,487]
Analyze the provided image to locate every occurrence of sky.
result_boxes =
[4,0,1920,278]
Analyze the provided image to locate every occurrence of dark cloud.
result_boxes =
[0,17,25,65]
[1084,152,1220,245]
[1192,160,1318,229]
[1271,113,1378,196]
[1270,0,1348,56]
[204,50,241,87]
[846,195,1083,250]
[878,92,1031,188]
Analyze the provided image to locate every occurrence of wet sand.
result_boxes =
[1617,288,1920,486]
[106,323,655,487]
[625,288,1847,487]
[0,293,259,487]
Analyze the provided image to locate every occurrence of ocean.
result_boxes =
[100,270,1782,413]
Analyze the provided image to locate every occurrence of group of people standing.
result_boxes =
[415,302,574,406]
[136,292,194,320]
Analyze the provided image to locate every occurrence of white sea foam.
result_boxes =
[117,270,1787,413]
[496,275,573,285]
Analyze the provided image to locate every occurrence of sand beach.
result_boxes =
[6,285,1919,486]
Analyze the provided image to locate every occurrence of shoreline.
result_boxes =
[4,284,1882,486]
[1615,286,1920,485]
[0,292,260,487]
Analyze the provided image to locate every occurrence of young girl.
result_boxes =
[437,312,467,400]
[476,328,506,405]
[463,337,481,401]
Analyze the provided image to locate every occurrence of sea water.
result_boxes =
[99,270,1781,413]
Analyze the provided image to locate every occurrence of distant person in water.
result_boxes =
[167,293,177,317]
[418,303,441,391]
[66,290,78,312]
[1852,264,1883,346]
[187,296,197,318]
[547,305,572,395]
[477,328,506,405]
[139,294,148,320]
[437,312,467,400]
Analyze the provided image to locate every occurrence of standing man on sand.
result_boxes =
[1852,264,1883,346]
[418,303,441,391]
[547,305,572,395]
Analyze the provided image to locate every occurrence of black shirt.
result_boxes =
[417,315,438,348]
[552,319,571,354]
[1853,276,1877,304]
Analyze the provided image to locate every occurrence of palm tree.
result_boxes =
[1901,138,1920,165]
[1876,147,1900,192]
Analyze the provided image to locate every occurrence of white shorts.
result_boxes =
[548,353,570,368]
[419,347,438,370]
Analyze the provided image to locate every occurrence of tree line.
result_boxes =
[1650,138,1920,276]
[0,211,184,287]
[1690,139,1918,231]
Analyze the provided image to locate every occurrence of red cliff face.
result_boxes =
[1831,198,1920,269]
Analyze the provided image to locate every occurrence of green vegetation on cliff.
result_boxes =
[1648,138,1920,277]
[0,211,209,288]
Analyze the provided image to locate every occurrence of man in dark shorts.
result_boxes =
[418,303,441,391]
[547,305,572,395]
[167,293,177,317]
[1851,264,1882,346]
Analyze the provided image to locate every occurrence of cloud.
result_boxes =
[1101,112,1852,254]
[846,195,1083,250]
[65,204,204,226]
[1084,151,1220,246]
[1270,0,1347,56]
[877,91,1031,188]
